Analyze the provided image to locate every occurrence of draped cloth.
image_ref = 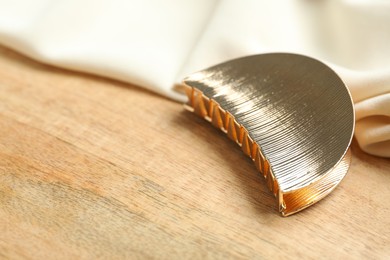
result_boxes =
[0,0,388,157]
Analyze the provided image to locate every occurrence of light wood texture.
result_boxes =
[0,45,389,259]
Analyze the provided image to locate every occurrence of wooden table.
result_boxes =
[0,45,389,259]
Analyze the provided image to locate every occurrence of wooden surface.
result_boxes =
[0,45,389,260]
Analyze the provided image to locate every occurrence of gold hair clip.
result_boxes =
[182,53,354,216]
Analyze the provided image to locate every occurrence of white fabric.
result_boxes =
[0,0,219,100]
[0,0,389,157]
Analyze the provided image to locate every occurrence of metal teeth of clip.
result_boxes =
[184,87,279,195]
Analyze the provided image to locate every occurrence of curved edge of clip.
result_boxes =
[279,149,351,216]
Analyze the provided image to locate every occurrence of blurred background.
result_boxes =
[0,0,389,157]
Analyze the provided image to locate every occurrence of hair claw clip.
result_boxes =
[182,53,354,216]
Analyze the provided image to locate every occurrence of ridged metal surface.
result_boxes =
[182,53,354,216]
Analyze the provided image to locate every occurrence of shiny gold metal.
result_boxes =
[182,53,355,216]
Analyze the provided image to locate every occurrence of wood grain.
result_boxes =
[0,45,389,259]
